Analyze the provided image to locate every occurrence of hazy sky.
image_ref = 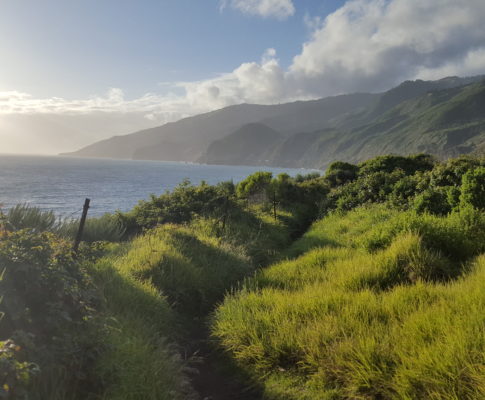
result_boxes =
[1,0,485,154]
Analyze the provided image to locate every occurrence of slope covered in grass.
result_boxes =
[89,204,301,399]
[89,243,195,400]
[213,205,485,399]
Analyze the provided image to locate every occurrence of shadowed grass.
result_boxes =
[88,249,195,400]
[88,205,300,399]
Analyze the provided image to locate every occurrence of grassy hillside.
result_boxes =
[213,205,485,399]
[88,201,307,399]
[2,154,484,399]
[198,80,485,169]
[64,75,484,167]
[335,80,485,163]
[199,123,282,165]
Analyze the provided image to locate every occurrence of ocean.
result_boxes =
[0,154,318,217]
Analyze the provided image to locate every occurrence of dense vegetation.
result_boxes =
[0,230,103,399]
[1,153,484,399]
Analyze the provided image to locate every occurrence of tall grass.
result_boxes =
[5,204,60,232]
[3,204,125,242]
[59,214,126,243]
[212,205,485,399]
[88,205,300,399]
[89,246,196,400]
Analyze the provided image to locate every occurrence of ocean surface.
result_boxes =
[0,154,319,217]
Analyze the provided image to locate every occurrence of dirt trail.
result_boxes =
[183,214,313,399]
[187,325,263,400]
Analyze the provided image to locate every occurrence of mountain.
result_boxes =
[63,75,485,168]
[61,93,377,160]
[198,123,282,165]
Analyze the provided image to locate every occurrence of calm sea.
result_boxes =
[0,155,318,217]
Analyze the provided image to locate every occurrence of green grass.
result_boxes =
[212,205,485,399]
[3,204,125,242]
[88,245,195,400]
[60,214,126,243]
[88,205,300,399]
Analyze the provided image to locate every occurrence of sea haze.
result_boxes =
[0,155,317,217]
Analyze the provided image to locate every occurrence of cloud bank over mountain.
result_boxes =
[2,0,485,154]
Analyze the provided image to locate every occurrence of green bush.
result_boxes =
[428,156,482,187]
[359,154,435,176]
[324,161,359,187]
[317,154,484,216]
[460,166,485,210]
[0,339,39,400]
[236,171,273,200]
[4,204,60,233]
[121,179,234,233]
[412,187,451,215]
[0,230,102,399]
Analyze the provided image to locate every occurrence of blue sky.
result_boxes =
[1,0,485,154]
[0,0,341,99]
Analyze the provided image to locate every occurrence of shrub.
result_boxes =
[412,187,451,215]
[4,204,60,233]
[460,166,485,210]
[359,154,435,176]
[123,179,233,232]
[236,171,273,201]
[428,156,482,187]
[324,161,359,187]
[0,230,102,399]
[0,340,39,400]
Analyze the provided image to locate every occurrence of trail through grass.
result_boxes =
[90,206,303,399]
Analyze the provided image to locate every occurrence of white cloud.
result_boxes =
[290,0,485,95]
[5,0,485,119]
[220,0,295,19]
[0,88,192,122]
[3,0,485,154]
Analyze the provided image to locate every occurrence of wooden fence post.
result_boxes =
[273,191,277,221]
[73,198,90,254]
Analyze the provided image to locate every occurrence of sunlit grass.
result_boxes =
[213,205,485,399]
[89,205,299,399]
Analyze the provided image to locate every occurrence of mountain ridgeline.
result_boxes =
[63,75,485,168]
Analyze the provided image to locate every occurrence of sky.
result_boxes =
[1,0,485,154]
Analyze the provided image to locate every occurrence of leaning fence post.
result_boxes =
[73,198,90,254]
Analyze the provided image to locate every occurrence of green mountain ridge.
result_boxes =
[198,123,282,165]
[202,79,485,168]
[63,75,485,168]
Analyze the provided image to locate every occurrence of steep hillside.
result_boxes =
[198,123,282,165]
[332,79,485,164]
[202,79,485,169]
[63,94,375,161]
[64,75,485,167]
